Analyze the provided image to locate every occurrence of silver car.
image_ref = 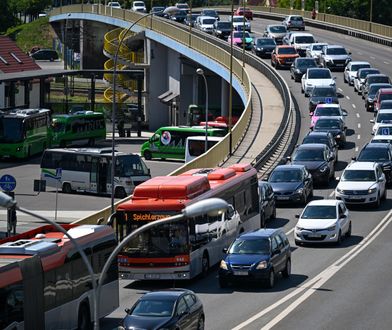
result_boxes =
[319,45,352,71]
[353,68,380,94]
[263,24,287,44]
[306,43,328,63]
[343,61,371,85]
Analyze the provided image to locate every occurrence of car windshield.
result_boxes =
[278,47,297,55]
[257,39,276,46]
[233,32,250,38]
[233,17,246,23]
[294,149,325,161]
[152,7,164,12]
[314,107,340,116]
[315,119,341,129]
[269,169,303,182]
[301,205,336,219]
[291,16,303,21]
[341,170,376,182]
[369,85,392,96]
[358,148,389,161]
[295,36,314,43]
[297,59,317,68]
[326,47,347,55]
[131,299,175,317]
[203,10,217,16]
[229,238,270,254]
[311,44,326,51]
[270,25,286,33]
[359,69,380,79]
[308,70,331,79]
[376,113,392,123]
[376,126,392,136]
[312,88,336,97]
[351,64,371,71]
[217,22,231,28]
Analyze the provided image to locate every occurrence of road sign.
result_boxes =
[55,168,62,180]
[0,174,17,192]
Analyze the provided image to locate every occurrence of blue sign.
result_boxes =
[55,168,62,180]
[0,174,17,192]
[325,97,333,104]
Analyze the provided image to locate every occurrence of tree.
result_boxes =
[0,1,18,33]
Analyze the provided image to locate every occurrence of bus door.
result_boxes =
[90,157,99,193]
[97,157,109,194]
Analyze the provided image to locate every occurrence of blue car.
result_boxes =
[218,229,291,288]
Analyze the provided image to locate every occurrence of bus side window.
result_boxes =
[234,191,245,216]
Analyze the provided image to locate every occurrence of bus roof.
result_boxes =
[0,224,114,287]
[186,136,223,141]
[117,163,255,212]
[0,108,50,118]
[52,111,104,120]
[43,147,135,157]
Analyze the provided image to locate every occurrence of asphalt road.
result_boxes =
[100,16,392,330]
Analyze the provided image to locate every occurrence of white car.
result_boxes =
[372,123,392,143]
[287,32,316,56]
[370,109,392,134]
[306,43,328,62]
[107,1,121,9]
[131,1,146,12]
[294,199,351,245]
[229,15,251,32]
[301,68,336,96]
[335,161,386,207]
[353,68,380,94]
[195,16,217,34]
[343,61,371,85]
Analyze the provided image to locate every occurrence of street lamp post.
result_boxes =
[96,198,229,327]
[196,68,209,153]
[110,10,163,214]
[369,0,373,32]
[0,191,98,328]
[229,0,235,156]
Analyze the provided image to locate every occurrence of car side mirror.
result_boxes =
[125,308,131,314]
[352,156,357,161]
[295,214,300,218]
[371,132,374,135]
[286,156,292,162]
[342,110,348,116]
[349,51,352,55]
[340,214,347,219]
[309,112,313,116]
[222,247,228,253]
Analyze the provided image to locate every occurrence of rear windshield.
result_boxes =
[368,76,390,84]
[308,70,331,79]
[314,107,340,116]
[202,18,216,24]
[376,126,392,136]
[269,25,286,33]
[291,16,303,21]
[278,47,297,55]
[312,88,336,97]
[217,22,231,29]
[326,48,347,55]
[380,93,392,101]
[233,31,250,39]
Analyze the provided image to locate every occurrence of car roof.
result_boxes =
[239,228,280,238]
[367,74,389,78]
[361,142,390,149]
[305,131,333,137]
[306,199,339,206]
[297,143,326,150]
[292,33,314,37]
[346,161,377,170]
[141,289,194,300]
[307,68,330,72]
[274,164,305,170]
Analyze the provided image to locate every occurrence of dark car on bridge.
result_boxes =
[30,49,59,61]
[258,181,276,227]
[353,142,392,185]
[290,57,318,82]
[218,228,291,288]
[119,289,205,330]
[252,37,276,58]
[213,21,232,39]
[312,118,347,147]
[308,86,339,113]
[289,144,335,186]
[266,164,313,204]
[365,83,392,112]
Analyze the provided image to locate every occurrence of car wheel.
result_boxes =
[346,221,352,238]
[62,183,72,194]
[271,59,275,67]
[143,150,152,160]
[265,269,275,288]
[382,188,387,200]
[219,277,228,288]
[301,86,304,94]
[373,194,381,208]
[336,230,342,246]
[197,315,205,330]
[282,259,291,278]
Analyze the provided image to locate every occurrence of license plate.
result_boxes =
[233,271,248,276]
[144,274,160,279]
[336,64,344,66]
[277,196,290,200]
[348,195,363,199]
[308,233,321,238]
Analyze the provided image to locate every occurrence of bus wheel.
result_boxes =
[62,183,72,194]
[201,253,209,278]
[115,187,127,199]
[144,150,152,160]
[77,303,91,330]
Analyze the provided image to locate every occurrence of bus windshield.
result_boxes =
[124,222,189,257]
[115,155,150,176]
[0,118,23,143]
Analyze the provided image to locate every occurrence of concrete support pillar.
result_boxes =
[221,79,229,117]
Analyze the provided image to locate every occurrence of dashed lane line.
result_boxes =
[352,104,356,109]
[346,96,350,100]
[357,135,361,140]
[356,113,360,118]
[355,146,359,152]
[358,123,361,129]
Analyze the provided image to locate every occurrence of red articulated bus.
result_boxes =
[0,224,119,329]
[113,164,260,280]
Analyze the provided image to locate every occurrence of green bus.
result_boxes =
[0,108,51,159]
[50,111,106,147]
[141,126,226,160]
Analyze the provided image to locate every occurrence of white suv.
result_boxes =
[301,68,336,96]
[288,33,316,56]
[131,1,146,13]
[335,162,386,207]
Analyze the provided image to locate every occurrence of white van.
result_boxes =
[185,136,223,163]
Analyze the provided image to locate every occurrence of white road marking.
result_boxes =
[384,61,390,65]
[232,210,392,330]
[329,191,335,197]
[357,134,361,140]
[346,96,350,100]
[358,123,361,129]
[285,228,295,236]
[370,56,376,59]
[358,52,363,55]
[260,211,392,330]
[352,104,356,109]
[355,146,359,152]
[338,88,343,92]
[356,112,360,118]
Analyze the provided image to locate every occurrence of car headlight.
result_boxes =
[336,134,341,139]
[220,260,228,270]
[296,187,304,194]
[336,187,344,194]
[325,57,333,62]
[327,225,336,231]
[296,226,304,231]
[319,165,328,173]
[368,188,377,194]
[256,261,267,270]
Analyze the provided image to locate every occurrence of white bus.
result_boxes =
[185,136,223,163]
[40,148,151,198]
